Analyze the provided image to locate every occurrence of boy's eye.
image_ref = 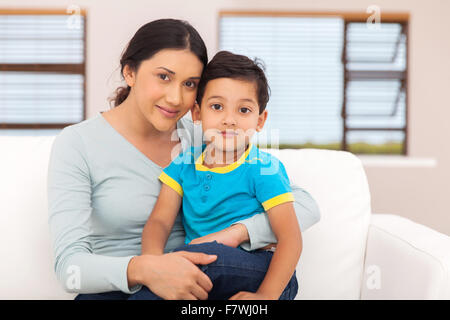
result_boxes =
[211,104,222,110]
[240,107,251,114]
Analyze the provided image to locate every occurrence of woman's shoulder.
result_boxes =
[177,114,202,148]
[58,113,104,137]
[52,114,107,154]
[177,114,194,131]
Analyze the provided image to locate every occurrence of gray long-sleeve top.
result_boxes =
[47,113,320,294]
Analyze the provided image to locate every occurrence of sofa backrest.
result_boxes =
[266,148,372,299]
[0,137,371,299]
[0,136,74,299]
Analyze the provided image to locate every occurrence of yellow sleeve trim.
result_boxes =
[262,192,294,211]
[158,172,183,197]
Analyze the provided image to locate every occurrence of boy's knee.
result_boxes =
[174,241,222,254]
[173,241,241,265]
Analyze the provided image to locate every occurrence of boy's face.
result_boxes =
[192,78,268,152]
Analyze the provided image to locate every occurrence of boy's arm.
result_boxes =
[141,184,182,255]
[231,202,302,300]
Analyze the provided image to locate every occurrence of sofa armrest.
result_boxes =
[361,214,450,300]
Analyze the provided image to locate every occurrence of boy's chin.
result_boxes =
[210,141,249,153]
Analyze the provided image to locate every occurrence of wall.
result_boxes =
[2,0,449,235]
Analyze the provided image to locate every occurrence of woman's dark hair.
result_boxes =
[110,19,208,107]
[196,51,270,114]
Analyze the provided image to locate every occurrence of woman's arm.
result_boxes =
[141,184,182,255]
[230,202,302,300]
[48,128,140,294]
[49,127,216,299]
[190,184,319,250]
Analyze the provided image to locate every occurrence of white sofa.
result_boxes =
[1,135,449,300]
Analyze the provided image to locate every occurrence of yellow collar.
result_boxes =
[195,143,253,174]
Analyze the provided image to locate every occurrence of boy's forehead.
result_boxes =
[204,78,258,101]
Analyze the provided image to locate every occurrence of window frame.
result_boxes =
[218,11,410,155]
[0,8,87,130]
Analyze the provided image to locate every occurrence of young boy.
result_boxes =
[141,51,302,300]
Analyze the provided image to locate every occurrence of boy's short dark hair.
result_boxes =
[196,51,270,114]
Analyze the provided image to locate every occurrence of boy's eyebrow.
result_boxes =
[239,98,257,104]
[206,96,256,104]
[157,67,201,79]
[207,95,225,101]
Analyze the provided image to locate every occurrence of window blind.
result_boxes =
[344,22,406,146]
[219,15,407,153]
[220,16,344,146]
[0,72,83,123]
[0,13,85,128]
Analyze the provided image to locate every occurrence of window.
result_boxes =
[0,9,86,134]
[219,12,408,154]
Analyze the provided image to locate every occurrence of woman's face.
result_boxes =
[124,49,204,133]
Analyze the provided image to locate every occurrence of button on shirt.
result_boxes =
[158,143,294,244]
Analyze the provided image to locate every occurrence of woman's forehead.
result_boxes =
[141,49,203,77]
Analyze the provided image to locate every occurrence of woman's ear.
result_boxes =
[191,101,201,124]
[123,64,136,87]
[256,110,268,132]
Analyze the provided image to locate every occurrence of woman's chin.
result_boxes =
[146,114,180,133]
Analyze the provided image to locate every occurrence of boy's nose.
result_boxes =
[222,114,237,126]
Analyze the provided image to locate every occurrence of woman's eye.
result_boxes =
[211,104,222,110]
[158,74,169,81]
[185,80,197,89]
[240,107,251,114]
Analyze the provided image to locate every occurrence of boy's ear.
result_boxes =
[191,101,201,123]
[256,110,268,132]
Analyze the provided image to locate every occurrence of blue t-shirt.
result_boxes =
[158,143,294,243]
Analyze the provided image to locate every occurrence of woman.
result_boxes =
[47,19,320,300]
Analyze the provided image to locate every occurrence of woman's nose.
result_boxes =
[166,85,182,106]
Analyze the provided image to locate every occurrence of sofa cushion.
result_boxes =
[264,148,371,299]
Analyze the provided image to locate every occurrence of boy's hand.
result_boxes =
[229,291,274,300]
[189,224,249,248]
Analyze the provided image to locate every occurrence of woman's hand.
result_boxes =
[189,223,249,248]
[229,291,274,300]
[127,251,217,300]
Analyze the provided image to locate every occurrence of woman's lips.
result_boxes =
[156,105,179,118]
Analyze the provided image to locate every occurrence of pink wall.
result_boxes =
[2,0,449,235]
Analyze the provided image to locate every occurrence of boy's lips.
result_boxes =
[220,130,239,137]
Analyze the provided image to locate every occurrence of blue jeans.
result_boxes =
[75,241,298,300]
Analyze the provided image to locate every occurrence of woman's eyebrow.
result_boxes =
[157,66,201,79]
[157,66,175,74]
